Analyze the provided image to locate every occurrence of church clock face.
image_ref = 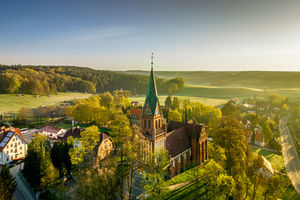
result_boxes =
[145,108,151,115]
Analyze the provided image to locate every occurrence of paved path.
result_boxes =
[168,180,193,190]
[279,116,300,194]
[10,164,35,200]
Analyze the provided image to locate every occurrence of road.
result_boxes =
[10,164,35,200]
[279,116,300,194]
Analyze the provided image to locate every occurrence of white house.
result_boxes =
[0,127,28,165]
[38,125,66,139]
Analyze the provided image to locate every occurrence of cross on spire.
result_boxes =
[151,52,154,70]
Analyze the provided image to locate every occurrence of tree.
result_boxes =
[221,100,239,116]
[68,126,101,166]
[50,141,72,176]
[261,175,285,200]
[262,121,273,144]
[110,111,132,199]
[74,160,117,200]
[248,156,264,200]
[202,160,235,200]
[23,134,58,190]
[143,148,169,199]
[100,92,114,107]
[168,109,182,122]
[208,144,227,168]
[211,117,248,199]
[0,72,21,94]
[124,125,145,199]
[0,165,17,200]
[171,97,180,109]
[165,95,172,107]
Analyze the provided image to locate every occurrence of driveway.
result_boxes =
[279,116,300,194]
[10,164,35,200]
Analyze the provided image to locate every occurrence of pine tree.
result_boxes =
[0,165,17,200]
[165,95,172,107]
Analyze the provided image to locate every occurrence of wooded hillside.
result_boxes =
[0,65,184,95]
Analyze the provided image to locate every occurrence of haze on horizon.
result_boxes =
[1,0,300,71]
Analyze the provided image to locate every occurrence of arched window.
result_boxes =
[159,119,161,128]
[148,120,151,129]
[144,120,147,128]
[155,120,158,129]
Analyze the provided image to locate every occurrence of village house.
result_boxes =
[0,126,28,165]
[128,108,143,125]
[62,127,114,161]
[140,56,208,177]
[38,125,66,139]
[254,133,265,147]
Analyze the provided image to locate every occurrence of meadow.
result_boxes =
[130,95,228,107]
[0,93,92,114]
[126,71,300,102]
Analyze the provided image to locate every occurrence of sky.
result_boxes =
[1,0,300,71]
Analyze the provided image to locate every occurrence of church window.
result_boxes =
[144,120,147,128]
[155,120,158,129]
[159,119,161,128]
[148,120,151,129]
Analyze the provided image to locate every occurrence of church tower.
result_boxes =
[141,53,166,155]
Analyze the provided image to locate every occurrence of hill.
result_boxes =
[0,65,183,95]
[124,71,300,89]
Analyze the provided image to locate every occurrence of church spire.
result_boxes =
[145,53,159,117]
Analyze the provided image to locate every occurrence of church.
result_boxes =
[141,54,208,177]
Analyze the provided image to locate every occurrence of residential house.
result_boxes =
[0,126,28,165]
[62,127,114,161]
[39,125,66,139]
[254,133,265,147]
[128,108,143,125]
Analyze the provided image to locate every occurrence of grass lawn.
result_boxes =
[0,93,92,114]
[251,147,285,172]
[130,95,228,107]
[164,181,206,200]
[167,166,204,186]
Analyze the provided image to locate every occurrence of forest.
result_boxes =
[0,65,184,95]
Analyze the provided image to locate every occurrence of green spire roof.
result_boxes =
[144,54,159,117]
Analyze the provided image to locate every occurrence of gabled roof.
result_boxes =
[129,108,143,117]
[0,128,28,152]
[166,127,191,157]
[40,125,63,133]
[144,67,159,117]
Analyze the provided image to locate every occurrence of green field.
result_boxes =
[175,85,300,102]
[126,71,300,102]
[130,95,228,107]
[125,71,300,89]
[0,93,92,114]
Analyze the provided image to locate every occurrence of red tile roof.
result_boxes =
[0,127,28,152]
[255,133,264,142]
[129,108,143,117]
